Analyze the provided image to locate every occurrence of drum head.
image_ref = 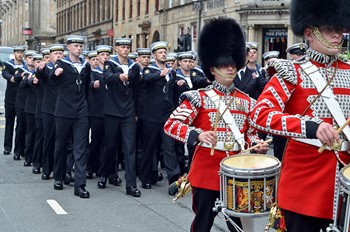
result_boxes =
[222,154,279,169]
[343,165,350,181]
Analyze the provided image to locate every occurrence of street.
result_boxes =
[0,78,268,232]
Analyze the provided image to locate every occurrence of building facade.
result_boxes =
[56,0,114,50]
[0,0,56,50]
[3,0,347,62]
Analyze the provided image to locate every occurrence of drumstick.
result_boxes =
[242,138,273,152]
[318,117,350,153]
[210,100,221,156]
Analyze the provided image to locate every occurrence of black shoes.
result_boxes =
[41,174,50,180]
[54,181,63,190]
[23,161,32,167]
[74,186,90,198]
[151,172,164,184]
[13,154,20,160]
[141,182,152,189]
[64,174,74,185]
[32,167,40,174]
[108,177,122,186]
[97,177,107,189]
[126,187,141,197]
[86,172,93,179]
[3,150,10,155]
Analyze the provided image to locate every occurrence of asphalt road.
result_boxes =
[0,76,269,232]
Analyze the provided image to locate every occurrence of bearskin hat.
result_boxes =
[290,0,350,36]
[198,17,245,81]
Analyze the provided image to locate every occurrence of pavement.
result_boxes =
[0,77,269,232]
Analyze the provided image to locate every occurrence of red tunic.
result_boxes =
[164,82,260,191]
[250,49,350,219]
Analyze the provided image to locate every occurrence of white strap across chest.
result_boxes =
[299,61,350,141]
[205,89,246,149]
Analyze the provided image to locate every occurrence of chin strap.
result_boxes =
[312,27,343,50]
[213,67,236,79]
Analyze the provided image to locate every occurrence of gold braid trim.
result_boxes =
[312,27,343,50]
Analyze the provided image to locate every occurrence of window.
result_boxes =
[122,0,125,20]
[115,0,119,22]
[137,0,140,17]
[145,0,149,14]
[155,0,159,12]
[129,0,133,18]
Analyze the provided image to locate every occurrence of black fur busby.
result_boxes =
[290,0,350,36]
[198,17,245,81]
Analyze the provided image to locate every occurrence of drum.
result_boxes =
[216,154,281,218]
[327,165,350,232]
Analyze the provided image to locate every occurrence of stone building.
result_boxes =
[0,0,56,50]
[55,0,114,50]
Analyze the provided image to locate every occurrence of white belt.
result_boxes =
[294,138,350,152]
[200,142,241,152]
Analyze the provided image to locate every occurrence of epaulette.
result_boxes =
[179,90,201,108]
[338,57,350,66]
[271,58,298,85]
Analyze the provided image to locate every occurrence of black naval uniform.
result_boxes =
[2,59,24,154]
[52,57,91,190]
[233,64,267,100]
[23,72,38,165]
[40,62,57,178]
[140,62,180,187]
[13,66,32,160]
[87,66,106,177]
[32,68,45,171]
[99,57,140,191]
[190,67,210,90]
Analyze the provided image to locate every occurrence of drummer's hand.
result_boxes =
[198,131,217,146]
[253,140,269,154]
[316,122,339,147]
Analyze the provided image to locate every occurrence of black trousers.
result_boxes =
[32,118,43,169]
[24,113,36,163]
[42,113,55,176]
[4,103,16,152]
[87,117,104,175]
[191,187,242,232]
[99,115,137,189]
[140,120,180,184]
[283,209,332,232]
[14,108,26,157]
[273,136,287,161]
[53,116,89,188]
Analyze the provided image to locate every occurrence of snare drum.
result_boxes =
[217,154,281,217]
[328,165,350,232]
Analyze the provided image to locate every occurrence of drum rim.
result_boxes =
[220,154,281,175]
[340,165,350,187]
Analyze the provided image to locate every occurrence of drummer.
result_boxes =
[250,0,350,231]
[164,17,269,232]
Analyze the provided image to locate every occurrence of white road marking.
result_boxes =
[47,199,68,215]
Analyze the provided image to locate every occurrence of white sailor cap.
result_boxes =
[128,52,138,60]
[191,51,198,60]
[150,41,168,53]
[66,35,86,44]
[166,52,177,62]
[33,54,43,61]
[286,43,308,55]
[24,50,37,57]
[115,38,132,46]
[246,42,259,50]
[13,46,25,52]
[262,51,280,61]
[177,51,194,60]
[48,44,65,53]
[88,50,97,58]
[137,48,151,56]
[96,45,113,54]
[41,48,50,56]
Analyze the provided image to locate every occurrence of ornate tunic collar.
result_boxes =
[212,81,235,94]
[306,48,338,65]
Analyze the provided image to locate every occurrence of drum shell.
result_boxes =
[219,154,281,218]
